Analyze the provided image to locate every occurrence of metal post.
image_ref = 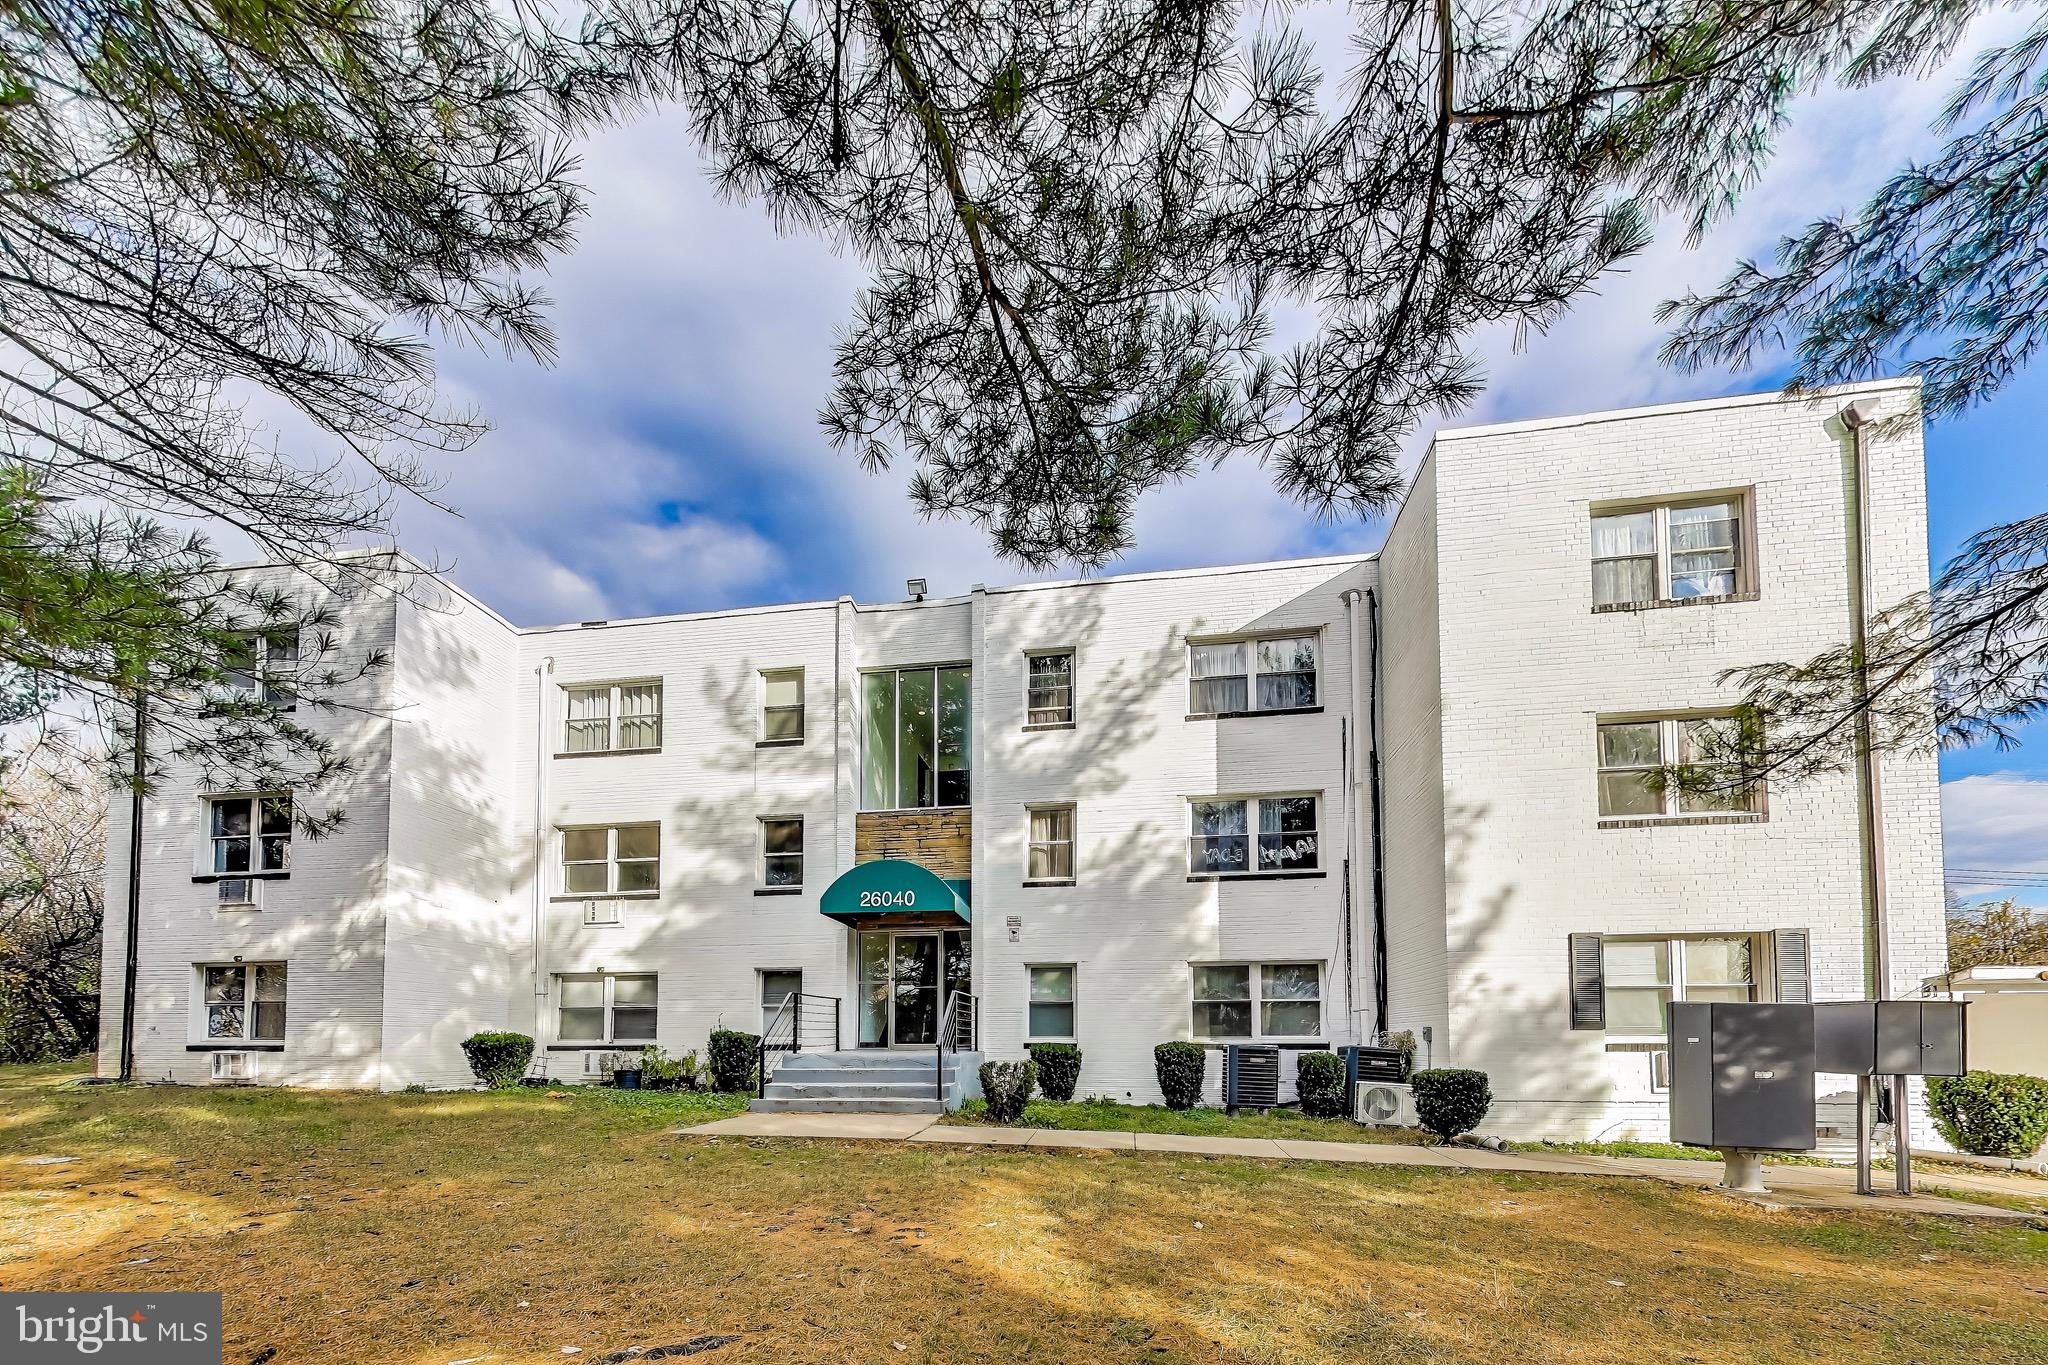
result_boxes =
[1892,1073,1913,1195]
[1855,1076,1875,1195]
[117,691,147,1084]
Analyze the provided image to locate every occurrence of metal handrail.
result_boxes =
[934,990,977,1102]
[756,992,844,1097]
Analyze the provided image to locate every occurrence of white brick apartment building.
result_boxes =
[97,379,1948,1140]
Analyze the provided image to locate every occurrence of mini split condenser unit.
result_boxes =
[1355,1081,1418,1128]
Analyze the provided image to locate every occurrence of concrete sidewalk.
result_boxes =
[682,1112,2047,1221]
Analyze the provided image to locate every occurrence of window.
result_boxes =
[202,963,286,1041]
[1187,634,1317,715]
[209,794,292,874]
[762,817,803,887]
[223,629,299,708]
[760,970,803,1034]
[762,668,805,742]
[1596,716,1761,820]
[1026,805,1074,882]
[560,824,660,895]
[1602,936,1755,1038]
[1592,496,1746,608]
[860,665,971,809]
[1188,795,1319,875]
[1027,965,1076,1039]
[1026,652,1074,726]
[556,972,657,1043]
[1191,962,1322,1040]
[563,681,662,754]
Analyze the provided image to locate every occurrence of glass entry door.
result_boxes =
[890,934,940,1046]
[858,930,969,1047]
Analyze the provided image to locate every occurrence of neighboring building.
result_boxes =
[97,379,1948,1139]
[1924,966,2048,1081]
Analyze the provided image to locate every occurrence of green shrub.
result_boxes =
[1378,1029,1418,1079]
[638,1045,702,1092]
[980,1059,1039,1124]
[459,1031,534,1089]
[1926,1071,2048,1158]
[706,1028,759,1092]
[1154,1042,1207,1111]
[1027,1043,1083,1101]
[1296,1050,1347,1118]
[1411,1068,1491,1140]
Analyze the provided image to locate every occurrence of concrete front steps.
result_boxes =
[750,1049,983,1115]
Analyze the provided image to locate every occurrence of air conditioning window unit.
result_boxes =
[583,900,621,927]
[210,1051,255,1083]
[217,878,259,908]
[580,1051,611,1078]
[1355,1080,1418,1128]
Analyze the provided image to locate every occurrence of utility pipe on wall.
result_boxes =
[531,655,555,1042]
[1840,397,1891,1002]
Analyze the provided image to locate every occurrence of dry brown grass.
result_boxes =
[3,1062,2045,1365]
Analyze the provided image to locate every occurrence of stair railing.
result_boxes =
[756,993,845,1098]
[934,990,977,1103]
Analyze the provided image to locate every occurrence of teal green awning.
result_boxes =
[819,859,971,924]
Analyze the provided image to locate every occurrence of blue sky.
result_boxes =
[351,10,2045,903]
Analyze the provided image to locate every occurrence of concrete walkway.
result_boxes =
[682,1112,2048,1221]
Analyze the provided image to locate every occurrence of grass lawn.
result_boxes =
[5,1063,2046,1365]
[944,1095,1432,1144]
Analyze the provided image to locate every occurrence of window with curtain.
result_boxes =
[1026,651,1074,725]
[1188,634,1319,714]
[1601,936,1754,1038]
[1189,795,1319,875]
[860,666,971,808]
[561,824,660,895]
[1026,805,1074,881]
[202,962,287,1041]
[1189,962,1323,1040]
[1597,716,1761,820]
[762,668,805,741]
[760,970,803,1033]
[557,972,657,1043]
[562,681,663,753]
[1027,965,1075,1038]
[1592,495,1746,608]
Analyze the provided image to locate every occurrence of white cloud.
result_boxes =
[1941,772,2048,903]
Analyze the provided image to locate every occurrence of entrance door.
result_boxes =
[890,934,940,1046]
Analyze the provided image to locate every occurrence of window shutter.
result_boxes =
[1772,929,1812,1004]
[1568,933,1605,1030]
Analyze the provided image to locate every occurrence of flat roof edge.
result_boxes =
[1433,377,1922,444]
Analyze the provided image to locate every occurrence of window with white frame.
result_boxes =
[201,962,287,1041]
[561,824,660,895]
[1190,962,1322,1040]
[1602,936,1756,1038]
[563,681,663,754]
[1026,804,1074,882]
[762,816,803,887]
[1592,495,1746,609]
[762,668,805,742]
[1187,635,1318,715]
[1188,795,1319,875]
[1027,964,1076,1039]
[209,794,292,874]
[556,972,657,1043]
[760,969,803,1034]
[1596,716,1761,820]
[222,629,299,708]
[1025,651,1074,725]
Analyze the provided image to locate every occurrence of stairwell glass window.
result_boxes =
[1025,651,1074,726]
[202,962,286,1041]
[561,824,660,895]
[1191,963,1321,1040]
[1602,937,1755,1039]
[1596,716,1761,820]
[1026,804,1074,882]
[1027,965,1076,1039]
[860,665,971,809]
[1187,635,1318,714]
[556,972,657,1043]
[761,668,805,742]
[222,629,299,708]
[563,681,662,754]
[1189,795,1319,875]
[1592,495,1746,609]
[210,794,291,874]
[762,817,803,887]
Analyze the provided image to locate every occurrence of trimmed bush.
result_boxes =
[1028,1042,1083,1101]
[707,1028,760,1093]
[980,1059,1039,1124]
[1296,1050,1347,1118]
[1154,1042,1207,1111]
[460,1031,533,1089]
[1927,1071,2048,1158]
[1411,1067,1492,1140]
[1378,1029,1418,1079]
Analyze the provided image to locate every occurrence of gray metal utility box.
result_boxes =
[1668,1001,1817,1152]
[1813,1001,1966,1076]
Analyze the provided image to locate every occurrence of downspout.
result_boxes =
[532,655,556,1038]
[1342,591,1361,1042]
[117,691,146,1083]
[1841,398,1890,1001]
[1365,587,1389,1036]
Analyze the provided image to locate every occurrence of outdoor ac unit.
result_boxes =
[210,1051,255,1083]
[1355,1081,1417,1128]
[216,878,259,908]
[582,900,621,926]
